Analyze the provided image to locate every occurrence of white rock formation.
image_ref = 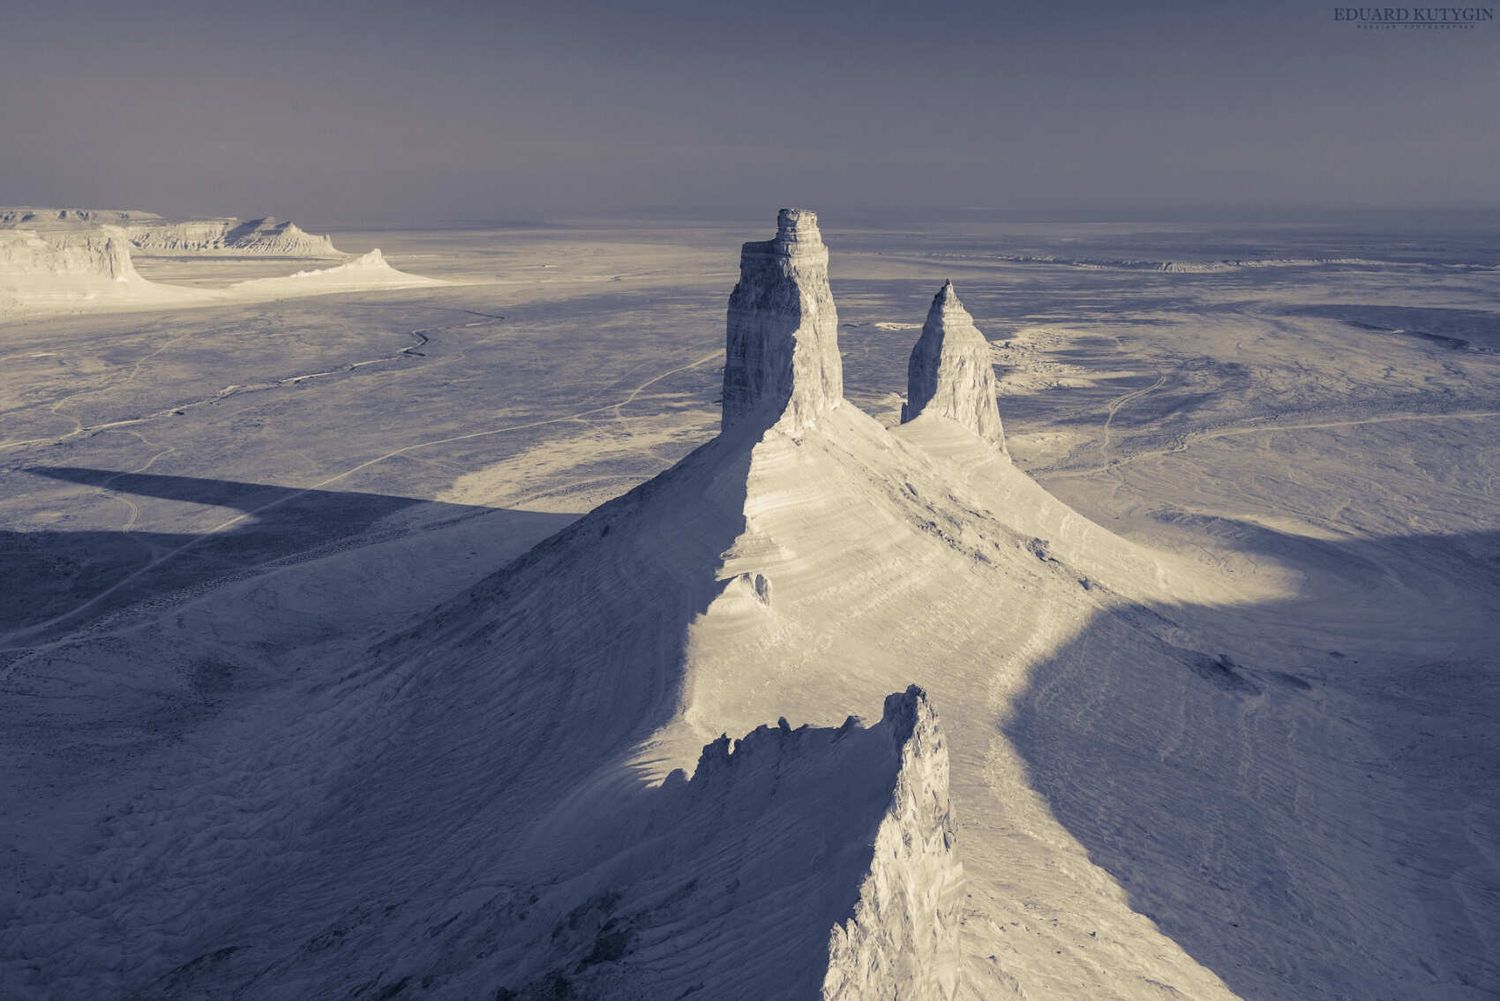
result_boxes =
[0,226,206,312]
[0,233,437,316]
[0,207,162,228]
[0,226,219,313]
[126,219,234,252]
[477,687,962,1000]
[0,226,139,282]
[823,686,963,1001]
[722,208,843,432]
[901,280,1006,451]
[127,216,341,257]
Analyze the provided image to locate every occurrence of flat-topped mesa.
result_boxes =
[0,226,139,283]
[901,280,1007,452]
[721,208,844,432]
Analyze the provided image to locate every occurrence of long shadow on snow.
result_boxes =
[3,466,567,641]
[0,465,576,824]
[1005,519,1500,1000]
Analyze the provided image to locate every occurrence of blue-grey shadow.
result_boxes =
[1005,518,1500,999]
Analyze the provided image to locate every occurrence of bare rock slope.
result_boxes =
[127,216,341,257]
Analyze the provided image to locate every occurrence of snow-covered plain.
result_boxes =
[1,213,1497,999]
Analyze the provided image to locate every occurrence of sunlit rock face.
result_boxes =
[823,686,964,1001]
[0,226,139,282]
[902,281,1006,451]
[722,208,844,432]
[127,217,341,256]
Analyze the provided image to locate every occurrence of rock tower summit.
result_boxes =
[721,208,844,432]
[902,280,1006,451]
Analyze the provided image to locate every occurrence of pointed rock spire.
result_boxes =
[901,281,1006,452]
[721,208,844,432]
[823,685,964,1000]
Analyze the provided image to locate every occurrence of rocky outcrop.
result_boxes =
[722,208,844,432]
[490,688,963,1001]
[901,281,1006,451]
[0,226,139,282]
[0,207,161,229]
[0,225,194,314]
[823,686,964,1001]
[126,219,229,252]
[127,217,341,257]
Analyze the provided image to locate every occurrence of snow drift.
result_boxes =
[228,248,445,294]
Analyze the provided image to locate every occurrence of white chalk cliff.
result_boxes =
[0,225,208,312]
[902,280,1006,451]
[0,226,138,282]
[0,206,162,228]
[127,216,342,257]
[0,232,437,316]
[722,208,844,432]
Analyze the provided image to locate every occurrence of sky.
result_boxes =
[2,0,1497,226]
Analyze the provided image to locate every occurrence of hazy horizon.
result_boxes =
[4,0,1498,227]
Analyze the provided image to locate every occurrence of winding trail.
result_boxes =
[0,330,434,454]
[1099,374,1166,452]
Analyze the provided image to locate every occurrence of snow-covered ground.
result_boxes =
[1,214,1497,998]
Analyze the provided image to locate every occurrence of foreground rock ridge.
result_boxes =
[824,686,963,1001]
[490,689,961,999]
[722,207,844,431]
[902,280,1006,451]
